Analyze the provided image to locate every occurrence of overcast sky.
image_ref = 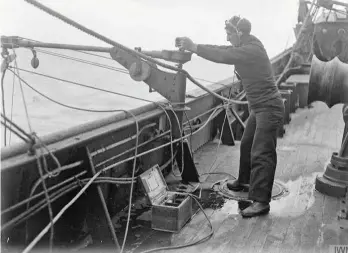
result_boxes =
[0,0,307,144]
[1,0,299,57]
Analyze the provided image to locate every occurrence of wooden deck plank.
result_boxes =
[318,196,342,253]
[126,103,346,253]
[261,141,307,253]
[195,103,343,253]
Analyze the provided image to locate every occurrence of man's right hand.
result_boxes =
[175,37,198,53]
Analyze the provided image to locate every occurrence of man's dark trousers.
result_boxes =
[237,105,284,203]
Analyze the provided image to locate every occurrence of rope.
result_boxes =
[21,109,139,253]
[1,120,30,143]
[11,51,34,137]
[275,0,317,86]
[33,133,62,177]
[1,113,33,142]
[34,148,54,252]
[10,67,160,105]
[8,69,144,113]
[9,66,187,181]
[1,69,8,145]
[23,0,247,105]
[1,170,86,216]
[9,69,16,144]
[13,38,230,88]
[3,3,248,251]
[3,177,134,232]
[34,48,128,74]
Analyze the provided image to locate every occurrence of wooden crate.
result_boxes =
[139,165,192,232]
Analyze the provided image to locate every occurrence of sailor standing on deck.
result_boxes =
[176,16,285,217]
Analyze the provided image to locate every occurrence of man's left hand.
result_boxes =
[176,37,198,53]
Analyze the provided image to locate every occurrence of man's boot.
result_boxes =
[241,201,270,217]
[226,179,250,191]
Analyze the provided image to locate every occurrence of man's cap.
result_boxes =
[225,16,252,35]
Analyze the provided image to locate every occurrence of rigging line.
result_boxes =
[15,37,231,89]
[6,178,134,232]
[276,0,316,86]
[10,67,166,105]
[12,49,33,133]
[77,50,114,60]
[204,86,235,180]
[8,69,144,113]
[9,68,178,180]
[33,48,128,74]
[183,110,194,158]
[0,120,30,143]
[24,160,83,240]
[35,47,231,88]
[14,36,230,88]
[23,0,247,105]
[120,111,138,253]
[2,151,173,219]
[1,171,87,216]
[33,133,62,177]
[1,113,33,141]
[16,110,217,234]
[34,148,54,253]
[94,129,170,168]
[1,69,7,145]
[99,107,224,174]
[22,110,139,253]
[40,47,229,88]
[39,139,57,177]
[9,68,16,144]
[10,69,182,180]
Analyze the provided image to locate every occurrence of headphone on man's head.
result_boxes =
[225,16,251,37]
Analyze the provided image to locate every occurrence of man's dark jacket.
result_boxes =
[196,35,283,112]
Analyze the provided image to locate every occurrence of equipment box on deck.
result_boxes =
[140,165,192,232]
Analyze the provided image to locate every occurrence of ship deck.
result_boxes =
[113,101,348,253]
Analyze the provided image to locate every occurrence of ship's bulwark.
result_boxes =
[1,46,292,251]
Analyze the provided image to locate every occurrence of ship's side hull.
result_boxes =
[1,48,297,248]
